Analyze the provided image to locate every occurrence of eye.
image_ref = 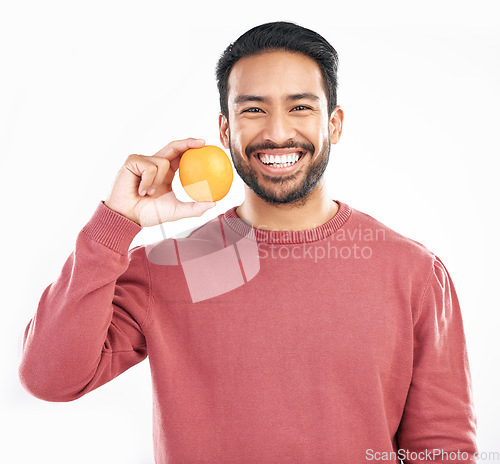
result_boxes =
[242,107,264,113]
[292,105,312,111]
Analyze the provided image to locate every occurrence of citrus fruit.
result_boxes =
[179,145,233,202]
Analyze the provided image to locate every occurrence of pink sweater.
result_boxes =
[19,200,478,463]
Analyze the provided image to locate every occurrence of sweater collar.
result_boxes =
[222,199,351,244]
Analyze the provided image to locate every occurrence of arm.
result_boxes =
[18,138,217,401]
[18,202,149,401]
[396,256,478,463]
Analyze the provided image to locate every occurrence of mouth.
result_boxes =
[253,149,306,173]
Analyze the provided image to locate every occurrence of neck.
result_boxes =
[236,181,339,231]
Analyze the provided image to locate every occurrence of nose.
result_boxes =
[261,112,297,145]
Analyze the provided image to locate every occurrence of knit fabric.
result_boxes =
[19,199,478,463]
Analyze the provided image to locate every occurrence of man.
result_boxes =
[19,22,478,463]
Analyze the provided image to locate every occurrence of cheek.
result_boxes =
[304,122,331,157]
[299,119,329,145]
[229,119,260,150]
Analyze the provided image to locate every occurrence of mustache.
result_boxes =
[245,140,315,157]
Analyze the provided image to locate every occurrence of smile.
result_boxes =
[257,151,304,168]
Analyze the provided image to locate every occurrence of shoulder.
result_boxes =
[344,203,437,273]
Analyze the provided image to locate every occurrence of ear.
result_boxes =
[329,105,344,145]
[219,113,230,149]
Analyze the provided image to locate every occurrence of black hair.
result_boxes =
[216,21,339,118]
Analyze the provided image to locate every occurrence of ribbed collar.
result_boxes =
[222,199,351,244]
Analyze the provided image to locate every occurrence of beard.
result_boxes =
[228,136,330,206]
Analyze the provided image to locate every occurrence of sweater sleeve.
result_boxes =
[19,201,150,402]
[396,255,478,463]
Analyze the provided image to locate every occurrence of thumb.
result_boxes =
[173,200,217,220]
[138,193,216,226]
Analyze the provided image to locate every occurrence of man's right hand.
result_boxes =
[104,138,217,226]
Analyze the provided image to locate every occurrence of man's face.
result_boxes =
[219,50,342,206]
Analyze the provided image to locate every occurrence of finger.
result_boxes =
[153,138,205,161]
[170,198,217,221]
[168,140,205,173]
[146,156,171,194]
[125,156,160,196]
[169,155,181,174]
[137,162,158,196]
[138,193,215,226]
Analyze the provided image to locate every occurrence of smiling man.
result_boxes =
[19,22,478,463]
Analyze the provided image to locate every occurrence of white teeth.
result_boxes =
[258,153,301,167]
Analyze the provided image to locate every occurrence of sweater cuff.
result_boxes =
[81,201,143,255]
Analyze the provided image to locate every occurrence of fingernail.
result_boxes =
[139,189,147,196]
[148,188,156,195]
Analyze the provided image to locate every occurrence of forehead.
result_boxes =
[227,50,326,104]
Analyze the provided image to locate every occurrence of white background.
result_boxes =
[1,0,499,462]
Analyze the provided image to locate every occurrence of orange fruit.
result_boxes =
[179,145,233,202]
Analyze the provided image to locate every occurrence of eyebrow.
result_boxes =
[286,93,320,102]
[233,93,320,105]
